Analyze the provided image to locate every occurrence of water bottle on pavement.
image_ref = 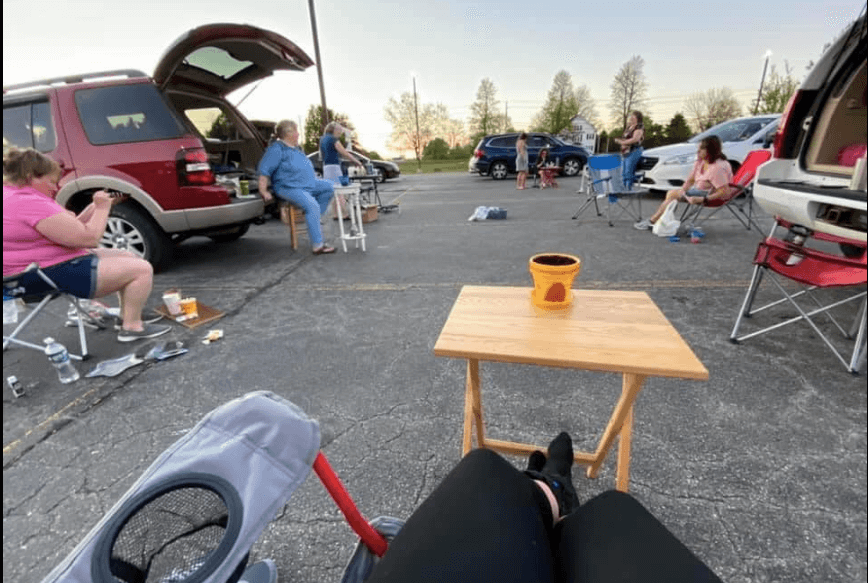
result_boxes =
[43,337,80,384]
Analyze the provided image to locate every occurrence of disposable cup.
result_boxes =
[162,290,182,315]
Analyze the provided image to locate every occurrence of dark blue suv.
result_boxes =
[468,132,590,180]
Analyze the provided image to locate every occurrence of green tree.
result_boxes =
[609,56,648,129]
[207,113,233,140]
[423,137,450,160]
[574,84,601,128]
[302,105,353,154]
[684,87,741,131]
[531,70,579,134]
[757,64,799,114]
[449,143,474,160]
[468,78,505,137]
[640,115,666,149]
[665,113,693,143]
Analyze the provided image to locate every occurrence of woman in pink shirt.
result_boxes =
[633,135,733,231]
[3,148,170,342]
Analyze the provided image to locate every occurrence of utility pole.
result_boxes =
[413,76,421,171]
[505,100,508,131]
[308,0,329,130]
[754,51,772,115]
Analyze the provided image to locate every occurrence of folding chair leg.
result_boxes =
[849,300,867,373]
[731,264,764,341]
[3,295,53,351]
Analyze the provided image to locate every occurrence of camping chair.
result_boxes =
[40,391,403,583]
[3,263,105,361]
[680,150,772,232]
[572,154,646,226]
[730,219,867,374]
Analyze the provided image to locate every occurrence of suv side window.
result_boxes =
[75,84,186,146]
[489,137,515,148]
[3,101,57,152]
[527,136,547,149]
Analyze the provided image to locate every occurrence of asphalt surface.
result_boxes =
[3,172,866,583]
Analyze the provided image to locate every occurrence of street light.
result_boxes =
[412,74,421,171]
[753,50,773,114]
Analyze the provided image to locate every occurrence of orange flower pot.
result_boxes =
[528,253,581,309]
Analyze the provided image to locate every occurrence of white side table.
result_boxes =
[332,184,366,253]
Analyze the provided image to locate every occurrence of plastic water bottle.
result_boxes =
[43,337,79,384]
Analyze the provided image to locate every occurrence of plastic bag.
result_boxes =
[468,206,507,221]
[652,200,681,237]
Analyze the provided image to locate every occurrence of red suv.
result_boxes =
[2,24,313,270]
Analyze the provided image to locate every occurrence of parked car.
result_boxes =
[307,150,400,183]
[469,132,589,180]
[637,115,781,194]
[2,23,313,270]
[752,14,866,250]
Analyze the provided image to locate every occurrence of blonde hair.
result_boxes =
[3,147,60,185]
[324,121,341,134]
[274,119,298,140]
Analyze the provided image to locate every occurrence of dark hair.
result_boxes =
[631,111,644,125]
[700,135,726,162]
[539,148,549,158]
[518,132,528,140]
[3,147,60,185]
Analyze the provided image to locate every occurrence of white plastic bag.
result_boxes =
[652,200,681,237]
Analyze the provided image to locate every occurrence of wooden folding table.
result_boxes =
[433,285,708,492]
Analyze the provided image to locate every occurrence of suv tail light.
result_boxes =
[176,148,215,186]
[772,90,801,159]
[474,149,485,159]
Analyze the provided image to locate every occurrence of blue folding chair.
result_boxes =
[572,154,646,227]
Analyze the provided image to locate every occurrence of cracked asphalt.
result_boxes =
[4,172,866,583]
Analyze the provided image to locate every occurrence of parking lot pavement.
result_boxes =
[4,172,866,582]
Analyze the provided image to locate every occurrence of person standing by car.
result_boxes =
[634,135,733,231]
[320,122,363,184]
[3,147,171,342]
[515,133,529,190]
[259,120,337,255]
[614,111,645,190]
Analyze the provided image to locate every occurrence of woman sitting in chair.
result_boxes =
[3,147,170,342]
[536,148,558,189]
[633,135,733,231]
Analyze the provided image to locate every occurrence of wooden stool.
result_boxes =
[279,202,307,250]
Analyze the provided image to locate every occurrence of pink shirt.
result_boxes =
[3,184,89,276]
[687,159,733,192]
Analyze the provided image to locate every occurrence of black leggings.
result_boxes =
[366,448,556,583]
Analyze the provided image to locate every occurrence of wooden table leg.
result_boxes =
[586,373,646,487]
[462,359,484,455]
[616,405,634,492]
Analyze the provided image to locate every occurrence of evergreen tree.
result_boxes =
[665,113,693,143]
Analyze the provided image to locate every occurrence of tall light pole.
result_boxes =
[412,76,421,171]
[308,0,329,131]
[753,50,773,114]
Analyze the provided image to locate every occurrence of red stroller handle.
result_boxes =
[313,452,389,557]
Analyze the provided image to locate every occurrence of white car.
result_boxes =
[752,14,866,247]
[638,115,781,194]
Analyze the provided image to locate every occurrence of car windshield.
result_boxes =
[688,117,777,143]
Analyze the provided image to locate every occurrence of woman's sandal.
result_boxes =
[312,245,336,255]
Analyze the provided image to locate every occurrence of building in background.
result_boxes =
[561,116,597,155]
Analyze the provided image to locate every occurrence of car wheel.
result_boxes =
[562,157,583,177]
[208,224,250,243]
[490,161,509,180]
[374,167,386,183]
[101,204,172,271]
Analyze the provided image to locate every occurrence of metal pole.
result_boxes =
[308,0,330,130]
[413,76,421,170]
[753,55,770,115]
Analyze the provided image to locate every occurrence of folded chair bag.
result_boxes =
[41,391,321,583]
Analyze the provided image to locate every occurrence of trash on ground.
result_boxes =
[86,340,188,378]
[468,206,508,221]
[202,329,224,345]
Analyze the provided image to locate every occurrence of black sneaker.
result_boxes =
[113,310,164,331]
[525,432,580,516]
[117,323,172,343]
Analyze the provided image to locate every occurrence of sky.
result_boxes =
[3,0,865,158]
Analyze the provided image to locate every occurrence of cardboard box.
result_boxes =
[361,205,378,223]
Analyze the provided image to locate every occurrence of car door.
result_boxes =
[527,135,548,168]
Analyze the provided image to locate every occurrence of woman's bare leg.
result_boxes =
[91,248,153,330]
[649,188,685,223]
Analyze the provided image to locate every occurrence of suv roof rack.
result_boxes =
[3,70,148,94]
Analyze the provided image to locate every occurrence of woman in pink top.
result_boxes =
[633,135,733,230]
[3,148,170,342]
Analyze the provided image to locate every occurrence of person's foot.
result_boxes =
[633,218,653,230]
[112,310,164,331]
[527,450,546,472]
[117,322,172,343]
[525,432,580,517]
[312,244,336,255]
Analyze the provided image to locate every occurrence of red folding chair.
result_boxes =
[681,150,772,232]
[730,219,867,373]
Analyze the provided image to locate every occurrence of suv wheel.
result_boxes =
[562,157,583,177]
[490,161,509,180]
[374,167,386,183]
[101,204,172,271]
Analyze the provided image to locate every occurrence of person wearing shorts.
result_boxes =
[516,133,529,190]
[3,147,170,342]
[634,135,733,231]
